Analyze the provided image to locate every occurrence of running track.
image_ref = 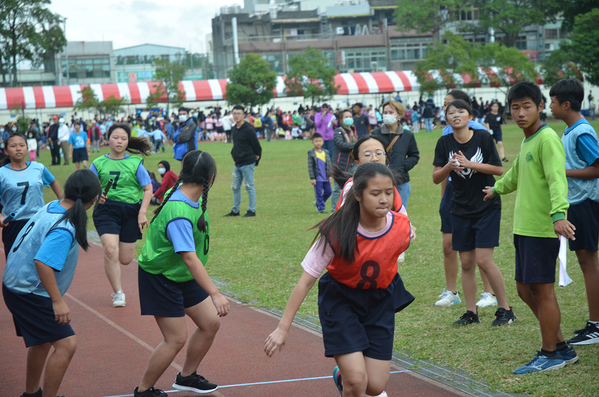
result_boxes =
[0,241,473,397]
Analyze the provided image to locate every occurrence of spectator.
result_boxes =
[315,103,336,154]
[88,119,102,153]
[172,107,197,161]
[57,118,70,165]
[353,103,369,139]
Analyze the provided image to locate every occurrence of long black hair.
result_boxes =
[331,134,395,188]
[0,133,27,167]
[313,162,394,263]
[152,150,216,233]
[56,169,102,251]
[107,123,152,155]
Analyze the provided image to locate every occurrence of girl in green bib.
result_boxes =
[91,123,152,308]
[134,150,229,397]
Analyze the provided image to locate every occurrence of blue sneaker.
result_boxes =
[333,366,342,396]
[559,345,579,365]
[513,351,566,374]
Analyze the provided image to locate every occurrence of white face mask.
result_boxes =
[179,115,187,122]
[11,127,17,131]
[0,128,4,133]
[158,168,166,175]
[383,114,398,125]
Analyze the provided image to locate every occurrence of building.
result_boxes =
[211,0,433,79]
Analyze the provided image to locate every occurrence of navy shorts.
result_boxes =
[2,284,75,347]
[138,266,209,317]
[317,272,414,361]
[568,199,599,252]
[439,181,453,233]
[93,199,142,243]
[491,127,503,142]
[451,208,500,251]
[514,234,559,284]
[72,148,88,163]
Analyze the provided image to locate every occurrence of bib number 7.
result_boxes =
[108,171,120,190]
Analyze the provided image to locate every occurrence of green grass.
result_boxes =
[41,120,599,396]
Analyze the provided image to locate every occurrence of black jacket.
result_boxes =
[333,126,355,171]
[231,121,262,166]
[372,126,420,183]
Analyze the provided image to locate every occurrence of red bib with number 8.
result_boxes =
[326,212,411,289]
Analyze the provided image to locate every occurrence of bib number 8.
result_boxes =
[357,260,380,289]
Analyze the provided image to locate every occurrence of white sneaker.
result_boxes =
[397,252,406,263]
[367,392,388,397]
[112,291,126,307]
[476,292,497,308]
[435,289,461,307]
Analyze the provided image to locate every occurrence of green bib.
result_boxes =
[93,155,144,203]
[138,197,209,283]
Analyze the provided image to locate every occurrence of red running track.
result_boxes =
[0,242,473,397]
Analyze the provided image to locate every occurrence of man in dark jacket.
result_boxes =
[48,116,61,165]
[225,105,262,217]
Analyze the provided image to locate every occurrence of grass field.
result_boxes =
[41,119,599,396]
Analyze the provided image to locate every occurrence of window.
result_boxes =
[515,35,527,50]
[61,57,111,81]
[545,29,559,40]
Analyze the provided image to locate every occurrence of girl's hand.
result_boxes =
[410,224,417,241]
[264,327,288,357]
[53,299,71,325]
[482,186,496,201]
[99,194,107,205]
[211,293,230,317]
[0,220,8,228]
[138,211,148,233]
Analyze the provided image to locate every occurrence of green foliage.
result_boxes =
[460,0,561,47]
[415,32,538,95]
[74,86,127,118]
[148,58,186,112]
[226,53,277,109]
[73,86,99,113]
[541,50,583,88]
[558,0,599,31]
[394,0,457,39]
[0,0,66,86]
[285,47,339,105]
[546,9,599,86]
[99,96,127,117]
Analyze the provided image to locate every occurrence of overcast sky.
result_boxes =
[48,0,241,52]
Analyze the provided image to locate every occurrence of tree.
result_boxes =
[100,96,128,117]
[182,52,215,80]
[558,0,599,31]
[540,50,582,88]
[0,0,66,86]
[415,31,538,95]
[543,9,599,86]
[73,86,99,115]
[460,0,561,47]
[394,0,457,40]
[147,58,186,112]
[226,53,277,109]
[285,47,339,105]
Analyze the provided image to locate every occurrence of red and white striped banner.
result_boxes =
[0,69,543,110]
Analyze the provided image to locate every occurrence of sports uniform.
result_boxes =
[302,211,414,359]
[2,201,78,347]
[138,189,210,316]
[0,161,56,257]
[91,154,151,243]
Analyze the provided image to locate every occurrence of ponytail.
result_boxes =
[331,164,352,190]
[197,177,210,233]
[107,123,152,156]
[56,170,102,251]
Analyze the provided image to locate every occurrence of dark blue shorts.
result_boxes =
[514,234,559,284]
[72,148,88,163]
[138,266,209,317]
[318,272,414,360]
[451,209,500,251]
[568,199,599,252]
[93,199,142,243]
[2,219,28,259]
[439,181,453,233]
[2,283,75,347]
[491,128,503,143]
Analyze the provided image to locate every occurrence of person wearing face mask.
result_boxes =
[172,107,197,161]
[331,109,358,213]
[152,160,179,204]
[372,101,420,209]
[0,125,6,153]
[26,129,38,161]
[315,103,336,155]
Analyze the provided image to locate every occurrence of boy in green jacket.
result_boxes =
[483,81,578,374]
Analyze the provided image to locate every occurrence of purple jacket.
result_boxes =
[315,110,335,141]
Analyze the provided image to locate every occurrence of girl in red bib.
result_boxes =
[265,162,414,397]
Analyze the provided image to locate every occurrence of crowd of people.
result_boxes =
[1,78,598,397]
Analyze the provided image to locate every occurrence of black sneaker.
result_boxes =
[567,321,599,345]
[134,387,168,397]
[502,157,509,162]
[224,210,240,217]
[21,389,42,397]
[243,210,256,217]
[492,306,517,326]
[173,372,218,394]
[453,310,480,326]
